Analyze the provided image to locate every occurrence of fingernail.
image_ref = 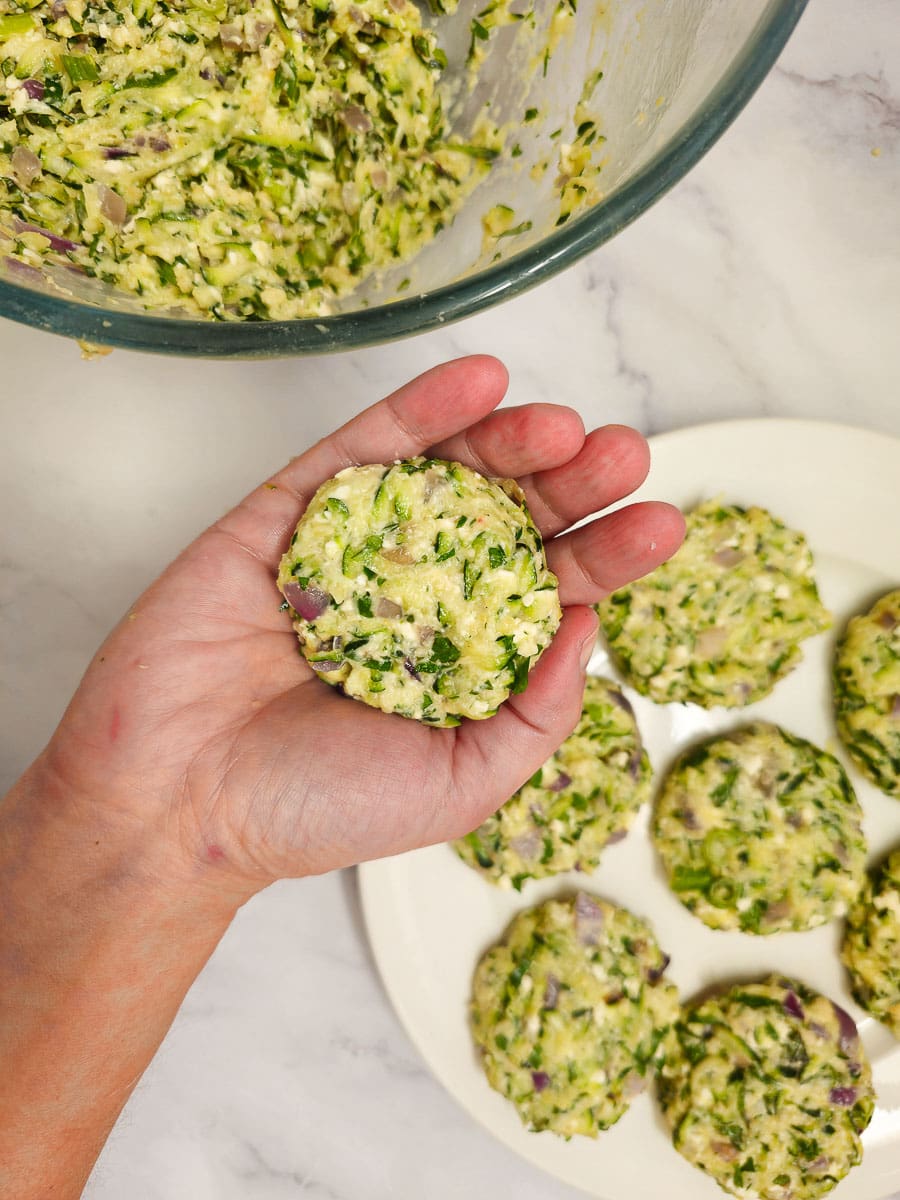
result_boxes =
[580,631,596,671]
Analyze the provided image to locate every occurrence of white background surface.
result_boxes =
[1,0,899,1196]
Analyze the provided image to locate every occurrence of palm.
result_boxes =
[44,358,684,891]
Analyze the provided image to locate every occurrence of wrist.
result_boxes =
[6,753,252,930]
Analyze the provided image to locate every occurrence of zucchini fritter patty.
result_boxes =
[454,676,651,886]
[277,457,561,725]
[597,499,831,707]
[652,723,866,934]
[658,976,875,1200]
[471,893,678,1137]
[834,588,900,797]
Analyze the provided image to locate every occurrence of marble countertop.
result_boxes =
[2,0,899,1196]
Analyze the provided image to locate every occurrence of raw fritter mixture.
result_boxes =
[454,675,651,888]
[652,723,866,935]
[658,975,875,1200]
[842,846,900,1039]
[0,0,495,319]
[471,893,679,1137]
[277,457,560,725]
[596,499,831,707]
[834,588,900,797]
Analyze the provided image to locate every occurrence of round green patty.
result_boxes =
[596,499,831,707]
[652,723,866,934]
[471,893,679,1138]
[842,846,900,1039]
[277,457,561,725]
[658,975,875,1200]
[834,588,900,797]
[454,676,651,887]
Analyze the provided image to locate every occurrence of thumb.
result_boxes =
[447,605,598,839]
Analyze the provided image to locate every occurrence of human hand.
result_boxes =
[36,356,684,902]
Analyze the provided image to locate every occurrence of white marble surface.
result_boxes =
[1,0,899,1196]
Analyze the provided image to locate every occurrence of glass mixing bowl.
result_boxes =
[0,0,807,357]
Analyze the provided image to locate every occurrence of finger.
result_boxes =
[547,501,685,605]
[445,606,598,838]
[518,425,651,538]
[211,355,509,568]
[428,403,585,483]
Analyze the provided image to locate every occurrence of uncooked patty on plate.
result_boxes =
[657,975,875,1200]
[596,499,831,707]
[842,846,900,1039]
[277,457,561,725]
[471,893,679,1137]
[453,676,651,887]
[652,722,866,934]
[834,588,900,797]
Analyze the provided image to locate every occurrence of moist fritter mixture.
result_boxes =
[658,975,875,1200]
[454,675,651,887]
[0,0,495,319]
[652,722,866,935]
[277,457,560,725]
[596,499,831,707]
[471,893,679,1137]
[842,846,900,1039]
[834,588,900,797]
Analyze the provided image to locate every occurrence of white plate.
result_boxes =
[360,419,900,1200]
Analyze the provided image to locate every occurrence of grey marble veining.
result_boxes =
[1,0,899,1196]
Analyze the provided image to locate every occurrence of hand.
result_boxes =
[37,356,684,901]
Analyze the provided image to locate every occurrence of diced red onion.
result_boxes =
[890,694,900,718]
[829,1086,857,1107]
[879,610,898,631]
[21,78,44,100]
[98,184,127,226]
[219,22,244,47]
[11,146,41,187]
[283,581,331,620]
[809,1021,830,1040]
[370,166,388,190]
[12,219,80,252]
[679,806,700,831]
[605,829,628,847]
[380,546,414,564]
[831,1002,860,1055]
[783,990,805,1021]
[713,547,745,568]
[149,136,171,152]
[531,1071,550,1092]
[622,1071,647,1099]
[765,898,792,923]
[628,751,643,779]
[809,1156,832,1173]
[711,1141,738,1162]
[310,659,342,673]
[695,626,728,658]
[103,146,137,160]
[509,831,541,860]
[646,953,671,984]
[403,657,421,682]
[542,974,559,1010]
[375,597,402,619]
[574,892,604,945]
[548,772,571,793]
[340,104,373,134]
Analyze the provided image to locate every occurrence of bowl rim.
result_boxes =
[0,0,809,358]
